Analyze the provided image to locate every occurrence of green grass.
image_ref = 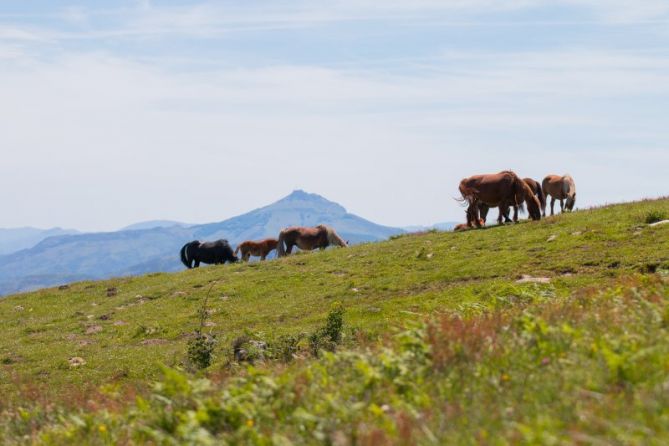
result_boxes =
[1,198,669,444]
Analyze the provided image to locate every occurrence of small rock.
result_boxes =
[351,288,359,293]
[426,253,434,259]
[85,325,103,334]
[58,285,70,291]
[571,231,582,236]
[78,340,93,347]
[106,287,117,297]
[68,357,86,367]
[203,321,217,327]
[516,275,551,284]
[547,235,557,242]
[113,321,128,326]
[173,291,187,297]
[649,220,669,228]
[86,314,95,320]
[140,339,168,346]
[14,305,24,312]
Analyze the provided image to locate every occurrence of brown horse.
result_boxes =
[276,224,348,257]
[542,174,576,215]
[478,177,546,222]
[459,171,542,227]
[234,238,278,261]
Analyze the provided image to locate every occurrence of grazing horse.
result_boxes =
[459,171,542,227]
[542,174,576,215]
[276,224,348,257]
[234,238,279,261]
[478,177,546,222]
[180,240,238,269]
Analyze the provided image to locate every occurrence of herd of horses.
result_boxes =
[456,171,576,230]
[179,224,348,268]
[179,171,576,268]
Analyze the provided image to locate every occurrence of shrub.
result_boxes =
[187,331,216,369]
[309,304,345,357]
[644,210,667,224]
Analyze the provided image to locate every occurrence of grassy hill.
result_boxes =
[1,198,668,444]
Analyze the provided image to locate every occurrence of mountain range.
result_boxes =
[0,191,404,296]
[0,227,80,256]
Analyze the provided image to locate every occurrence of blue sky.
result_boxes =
[1,1,668,231]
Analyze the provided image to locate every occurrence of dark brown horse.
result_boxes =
[234,238,278,261]
[542,174,576,215]
[276,224,348,257]
[478,177,546,222]
[459,171,542,227]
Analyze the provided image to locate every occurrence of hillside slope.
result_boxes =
[0,190,403,296]
[0,198,668,444]
[1,198,667,391]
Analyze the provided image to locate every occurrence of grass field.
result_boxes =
[1,198,668,444]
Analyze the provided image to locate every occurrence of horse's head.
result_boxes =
[566,193,576,211]
[527,194,542,221]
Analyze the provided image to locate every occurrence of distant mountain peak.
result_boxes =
[272,190,346,214]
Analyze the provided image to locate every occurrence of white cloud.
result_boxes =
[0,45,667,230]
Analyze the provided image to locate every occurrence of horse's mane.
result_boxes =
[322,225,347,247]
[563,174,576,196]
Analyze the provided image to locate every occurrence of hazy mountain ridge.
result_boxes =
[0,227,80,256]
[0,191,403,295]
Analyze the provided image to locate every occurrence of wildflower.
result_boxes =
[246,419,254,428]
[98,425,108,434]
[501,374,510,382]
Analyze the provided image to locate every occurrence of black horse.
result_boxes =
[180,240,238,269]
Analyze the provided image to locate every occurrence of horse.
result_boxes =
[459,171,542,227]
[234,238,279,261]
[478,177,546,223]
[180,240,238,269]
[276,224,348,257]
[542,174,576,215]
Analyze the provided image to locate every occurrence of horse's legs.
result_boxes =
[286,243,294,254]
[194,260,200,268]
[497,204,505,225]
[560,199,564,213]
[512,205,519,223]
[550,197,556,216]
[504,206,518,223]
[260,255,266,261]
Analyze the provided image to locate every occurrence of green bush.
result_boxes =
[644,210,667,224]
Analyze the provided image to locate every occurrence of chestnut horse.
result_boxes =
[459,171,542,227]
[542,174,576,215]
[234,238,278,261]
[478,177,546,222]
[276,224,348,257]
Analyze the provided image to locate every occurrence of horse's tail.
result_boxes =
[234,245,241,256]
[180,241,196,268]
[536,182,546,214]
[276,230,287,257]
